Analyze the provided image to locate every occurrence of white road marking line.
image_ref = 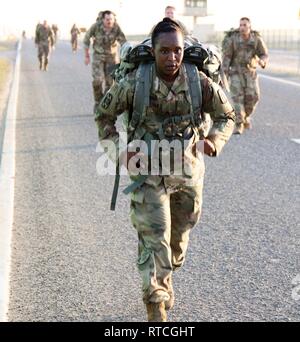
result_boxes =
[0,40,21,322]
[261,76,300,146]
[260,74,300,88]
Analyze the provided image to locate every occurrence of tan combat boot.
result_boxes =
[146,302,167,322]
[165,277,174,311]
[233,123,244,135]
[244,118,252,130]
[44,59,48,72]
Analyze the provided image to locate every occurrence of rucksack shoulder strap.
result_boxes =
[129,63,152,130]
[132,62,202,129]
[251,30,261,50]
[184,63,202,117]
[134,63,151,110]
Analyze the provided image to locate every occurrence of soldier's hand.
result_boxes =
[204,139,216,157]
[85,55,90,65]
[259,59,266,69]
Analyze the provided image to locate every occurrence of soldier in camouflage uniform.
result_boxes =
[96,18,235,322]
[35,20,54,71]
[51,24,59,46]
[164,5,190,36]
[70,24,81,52]
[149,5,190,37]
[222,17,268,134]
[84,10,127,113]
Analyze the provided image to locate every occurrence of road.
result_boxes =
[3,40,300,322]
[260,49,300,81]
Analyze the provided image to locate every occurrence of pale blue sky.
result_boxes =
[1,0,300,37]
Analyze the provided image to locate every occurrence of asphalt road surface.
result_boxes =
[5,40,300,322]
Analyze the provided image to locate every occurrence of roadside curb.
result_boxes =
[0,39,21,322]
[0,59,13,168]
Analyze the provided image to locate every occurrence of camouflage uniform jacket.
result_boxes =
[95,64,235,187]
[52,25,58,34]
[71,26,80,38]
[83,22,127,61]
[35,25,54,46]
[222,30,268,77]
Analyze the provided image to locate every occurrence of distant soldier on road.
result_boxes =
[51,24,59,46]
[70,24,81,53]
[222,17,268,134]
[84,10,127,113]
[35,20,54,71]
[35,22,42,34]
[164,5,190,36]
[150,5,190,36]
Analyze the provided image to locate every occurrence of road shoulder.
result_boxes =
[0,41,15,160]
[0,40,21,322]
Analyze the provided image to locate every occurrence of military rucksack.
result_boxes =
[114,37,222,85]
[222,28,261,53]
[113,37,221,138]
[110,37,220,210]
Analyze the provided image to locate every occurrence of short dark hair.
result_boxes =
[101,10,116,19]
[151,17,183,48]
[240,17,251,23]
[165,5,176,11]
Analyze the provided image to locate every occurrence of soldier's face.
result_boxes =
[239,20,251,35]
[152,31,184,82]
[165,8,175,19]
[103,14,115,29]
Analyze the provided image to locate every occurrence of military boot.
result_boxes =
[44,59,48,72]
[146,302,167,322]
[244,118,252,130]
[233,123,244,135]
[165,277,174,311]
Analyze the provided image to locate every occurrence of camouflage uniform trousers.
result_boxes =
[130,180,203,304]
[229,68,260,125]
[38,42,50,67]
[71,36,78,51]
[92,53,116,111]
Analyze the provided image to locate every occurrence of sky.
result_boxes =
[1,0,300,38]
